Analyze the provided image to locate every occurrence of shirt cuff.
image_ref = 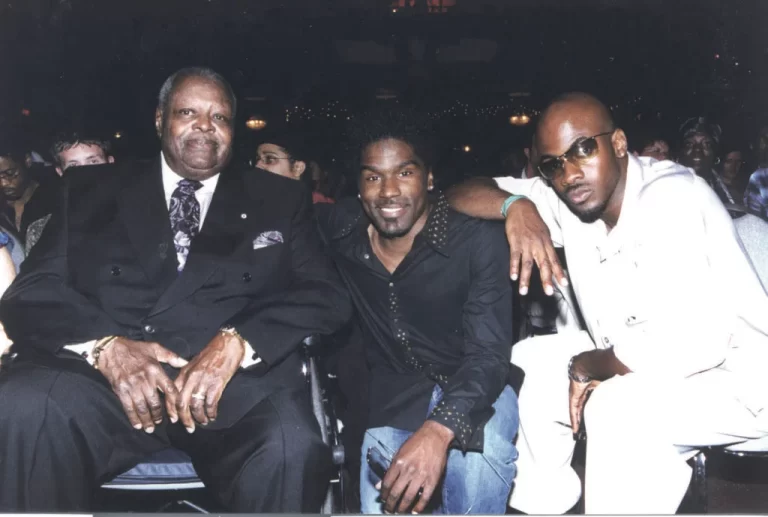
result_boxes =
[64,340,98,365]
[428,399,474,450]
[240,340,263,369]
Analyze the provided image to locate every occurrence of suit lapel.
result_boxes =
[150,169,260,316]
[118,160,177,286]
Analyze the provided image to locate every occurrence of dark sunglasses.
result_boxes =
[537,131,614,180]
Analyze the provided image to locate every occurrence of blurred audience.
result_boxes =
[677,116,735,206]
[0,145,61,256]
[745,125,768,220]
[631,128,671,161]
[719,142,748,203]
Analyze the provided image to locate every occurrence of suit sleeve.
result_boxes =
[227,188,353,368]
[0,177,123,354]
[427,222,514,451]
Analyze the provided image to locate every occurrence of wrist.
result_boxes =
[92,335,118,370]
[423,420,455,449]
[501,194,527,218]
[568,354,592,383]
[219,327,246,364]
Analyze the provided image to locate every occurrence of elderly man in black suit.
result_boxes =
[0,67,352,512]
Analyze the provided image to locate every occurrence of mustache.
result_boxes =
[375,200,407,208]
[184,137,218,147]
[563,183,589,195]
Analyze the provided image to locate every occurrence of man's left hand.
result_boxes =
[174,332,244,432]
[379,420,454,514]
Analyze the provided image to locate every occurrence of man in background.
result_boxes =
[51,132,115,175]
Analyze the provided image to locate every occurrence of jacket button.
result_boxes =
[143,324,156,334]
[242,272,252,283]
[111,266,121,276]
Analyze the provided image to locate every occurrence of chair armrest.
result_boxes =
[301,334,325,358]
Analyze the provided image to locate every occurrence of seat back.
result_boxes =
[734,214,768,290]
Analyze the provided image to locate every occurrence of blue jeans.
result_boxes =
[360,385,518,514]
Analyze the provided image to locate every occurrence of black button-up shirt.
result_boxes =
[316,193,513,451]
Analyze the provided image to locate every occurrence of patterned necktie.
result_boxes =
[169,178,203,271]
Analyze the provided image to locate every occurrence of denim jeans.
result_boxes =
[360,385,518,514]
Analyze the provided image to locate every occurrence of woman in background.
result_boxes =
[254,131,335,204]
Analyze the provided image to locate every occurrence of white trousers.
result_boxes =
[508,332,768,515]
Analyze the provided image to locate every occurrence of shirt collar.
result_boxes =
[160,152,220,198]
[331,191,452,257]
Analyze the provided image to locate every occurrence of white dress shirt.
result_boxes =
[496,156,768,410]
[66,154,260,368]
[161,152,219,228]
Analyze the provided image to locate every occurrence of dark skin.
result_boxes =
[678,132,716,180]
[534,93,632,432]
[358,138,454,514]
[0,156,38,231]
[445,180,568,297]
[446,135,568,297]
[97,75,243,434]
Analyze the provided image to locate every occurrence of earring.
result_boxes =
[357,193,361,199]
[428,185,434,191]
[714,157,721,165]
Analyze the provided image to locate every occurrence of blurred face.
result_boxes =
[0,156,32,202]
[56,143,114,175]
[359,138,434,239]
[640,139,670,161]
[155,76,234,181]
[537,121,627,225]
[679,132,715,175]
[722,151,743,183]
[255,143,305,180]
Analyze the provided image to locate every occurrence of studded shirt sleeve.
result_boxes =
[427,221,514,451]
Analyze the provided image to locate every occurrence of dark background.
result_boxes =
[1,0,766,184]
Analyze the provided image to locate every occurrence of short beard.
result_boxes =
[561,195,609,224]
[372,221,412,239]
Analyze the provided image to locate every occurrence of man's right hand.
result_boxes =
[96,337,188,433]
[505,198,568,296]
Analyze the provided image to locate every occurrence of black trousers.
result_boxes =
[0,356,333,512]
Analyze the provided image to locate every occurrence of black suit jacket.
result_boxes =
[0,159,352,428]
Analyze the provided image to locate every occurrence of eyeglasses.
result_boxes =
[0,167,21,180]
[537,131,614,180]
[256,154,293,166]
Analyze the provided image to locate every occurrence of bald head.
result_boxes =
[533,92,629,228]
[535,93,614,150]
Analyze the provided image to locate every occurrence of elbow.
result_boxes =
[445,177,497,205]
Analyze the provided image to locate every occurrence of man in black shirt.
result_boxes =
[316,110,518,514]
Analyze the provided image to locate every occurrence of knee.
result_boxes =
[489,387,519,441]
[263,418,331,470]
[583,379,633,435]
[0,366,58,430]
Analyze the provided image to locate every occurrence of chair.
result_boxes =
[680,210,768,513]
[731,211,768,289]
[100,335,345,513]
[686,438,768,513]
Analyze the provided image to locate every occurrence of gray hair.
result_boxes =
[157,67,237,123]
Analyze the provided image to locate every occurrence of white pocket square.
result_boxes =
[253,231,284,250]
